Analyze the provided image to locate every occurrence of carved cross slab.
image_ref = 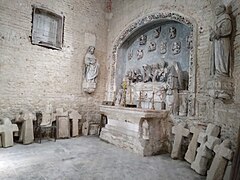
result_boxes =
[184,126,203,163]
[69,110,82,137]
[0,118,19,147]
[191,123,221,175]
[207,139,233,180]
[171,123,190,159]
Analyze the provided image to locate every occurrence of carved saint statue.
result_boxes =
[83,46,100,93]
[210,4,232,77]
[142,64,153,83]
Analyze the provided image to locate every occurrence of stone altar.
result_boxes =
[99,105,171,156]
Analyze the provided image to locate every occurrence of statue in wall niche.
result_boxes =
[115,87,124,106]
[137,49,144,60]
[142,64,153,83]
[148,42,156,52]
[128,49,133,61]
[132,69,143,83]
[159,41,167,54]
[169,27,177,39]
[172,42,181,55]
[154,27,161,38]
[139,34,147,45]
[209,4,232,77]
[83,46,100,93]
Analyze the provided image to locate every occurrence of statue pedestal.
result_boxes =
[83,81,96,93]
[207,77,234,100]
[99,105,171,156]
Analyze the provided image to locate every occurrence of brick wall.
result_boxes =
[106,0,240,148]
[0,0,108,121]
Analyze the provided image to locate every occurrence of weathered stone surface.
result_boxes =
[82,121,89,136]
[0,118,19,147]
[99,105,171,156]
[55,108,70,138]
[191,123,221,175]
[89,124,100,135]
[185,126,203,163]
[171,123,190,159]
[69,110,82,137]
[206,139,233,180]
[15,111,36,145]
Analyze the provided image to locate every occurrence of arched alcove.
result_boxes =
[108,12,197,117]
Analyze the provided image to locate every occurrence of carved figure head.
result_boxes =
[88,46,95,54]
[160,41,167,54]
[215,4,226,16]
[139,34,147,45]
[172,42,181,55]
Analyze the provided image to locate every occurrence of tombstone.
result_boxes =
[15,111,36,145]
[55,108,70,138]
[191,124,221,175]
[171,123,190,159]
[207,139,233,180]
[184,126,203,163]
[0,118,19,148]
[82,121,89,136]
[69,110,82,137]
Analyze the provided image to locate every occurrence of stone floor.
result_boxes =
[0,137,205,180]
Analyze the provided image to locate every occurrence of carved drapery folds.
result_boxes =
[208,4,233,101]
[83,46,100,93]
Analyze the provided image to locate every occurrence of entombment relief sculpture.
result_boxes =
[83,46,100,93]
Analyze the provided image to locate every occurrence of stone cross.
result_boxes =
[0,118,19,147]
[206,139,233,180]
[15,111,36,145]
[184,126,203,163]
[69,110,82,137]
[55,108,70,138]
[171,123,190,159]
[191,124,221,175]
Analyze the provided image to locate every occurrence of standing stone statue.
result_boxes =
[83,46,100,93]
[210,4,232,77]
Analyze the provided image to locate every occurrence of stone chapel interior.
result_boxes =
[0,0,240,180]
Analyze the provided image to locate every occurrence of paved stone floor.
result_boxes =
[0,137,205,180]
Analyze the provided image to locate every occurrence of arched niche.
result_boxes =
[108,12,197,117]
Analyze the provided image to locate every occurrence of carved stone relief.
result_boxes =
[148,42,156,52]
[108,12,196,116]
[139,34,147,45]
[169,27,177,39]
[137,49,144,60]
[160,41,167,54]
[172,41,181,55]
[128,49,133,61]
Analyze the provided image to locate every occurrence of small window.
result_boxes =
[31,6,64,50]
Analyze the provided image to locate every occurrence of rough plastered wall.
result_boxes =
[106,0,240,148]
[0,0,108,122]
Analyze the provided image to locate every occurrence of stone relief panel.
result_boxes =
[109,12,196,116]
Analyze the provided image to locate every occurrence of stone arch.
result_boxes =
[108,11,198,116]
